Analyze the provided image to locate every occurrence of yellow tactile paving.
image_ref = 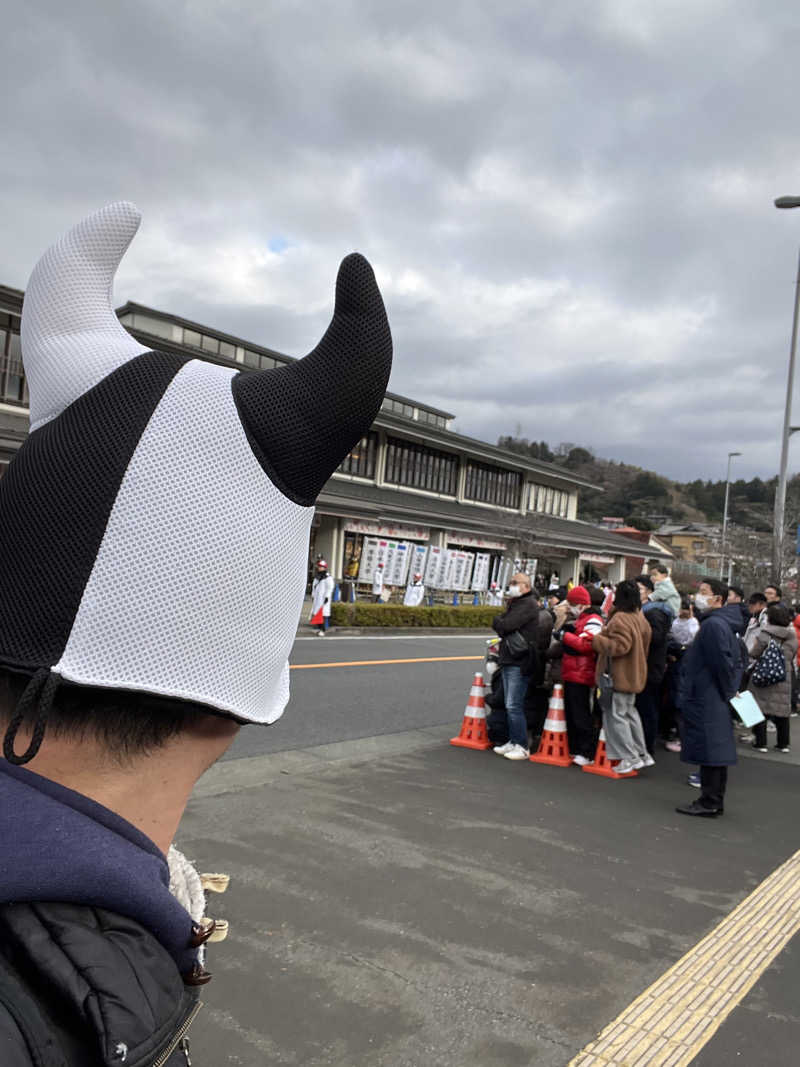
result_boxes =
[569,848,800,1066]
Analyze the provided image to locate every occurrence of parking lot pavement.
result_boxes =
[177,730,800,1066]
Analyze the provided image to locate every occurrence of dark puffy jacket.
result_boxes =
[561,609,603,686]
[493,591,539,674]
[642,602,672,687]
[0,902,202,1066]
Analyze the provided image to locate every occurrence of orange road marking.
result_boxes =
[290,656,483,670]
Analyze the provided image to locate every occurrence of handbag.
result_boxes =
[504,629,530,656]
[596,653,613,714]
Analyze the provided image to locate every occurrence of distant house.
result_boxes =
[656,523,721,570]
[608,527,675,578]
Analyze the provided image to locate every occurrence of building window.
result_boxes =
[384,436,458,494]
[183,329,201,348]
[465,461,521,508]
[219,341,236,360]
[201,334,219,354]
[0,315,25,406]
[339,432,378,479]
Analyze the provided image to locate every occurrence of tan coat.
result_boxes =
[592,610,651,694]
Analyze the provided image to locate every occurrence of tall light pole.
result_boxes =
[772,196,800,582]
[720,450,742,579]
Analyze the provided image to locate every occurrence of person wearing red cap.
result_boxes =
[557,586,604,765]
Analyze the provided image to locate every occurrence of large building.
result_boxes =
[0,284,670,592]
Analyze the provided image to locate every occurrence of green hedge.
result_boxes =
[329,603,498,628]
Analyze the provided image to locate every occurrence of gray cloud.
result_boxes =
[3,0,800,481]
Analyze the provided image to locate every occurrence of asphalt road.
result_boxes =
[183,632,800,1066]
[223,633,493,760]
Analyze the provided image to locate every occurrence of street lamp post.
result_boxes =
[720,451,742,579]
[772,196,800,582]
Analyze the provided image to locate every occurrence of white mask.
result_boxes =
[485,660,498,675]
[506,585,522,598]
[694,593,710,612]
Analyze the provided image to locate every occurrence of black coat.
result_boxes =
[493,591,539,673]
[679,603,744,767]
[642,604,671,687]
[0,902,201,1066]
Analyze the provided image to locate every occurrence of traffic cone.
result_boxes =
[582,728,638,779]
[529,684,571,767]
[451,672,492,750]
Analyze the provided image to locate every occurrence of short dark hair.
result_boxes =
[0,670,222,765]
[589,585,605,606]
[636,575,654,592]
[767,603,792,627]
[749,592,767,606]
[680,597,692,612]
[729,585,744,601]
[651,563,669,576]
[699,577,728,603]
[765,584,782,598]
[613,580,642,613]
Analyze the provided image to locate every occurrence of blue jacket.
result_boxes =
[679,603,744,766]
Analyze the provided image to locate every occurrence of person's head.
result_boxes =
[695,577,728,612]
[613,580,642,613]
[748,592,767,616]
[413,572,421,582]
[679,596,692,618]
[507,572,532,598]
[636,575,654,604]
[0,670,240,780]
[566,585,591,614]
[765,584,782,604]
[649,563,670,584]
[0,202,392,847]
[316,559,329,576]
[588,585,605,608]
[727,585,744,604]
[767,602,792,628]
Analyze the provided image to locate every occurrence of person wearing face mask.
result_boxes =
[487,580,504,607]
[558,586,603,765]
[310,560,335,636]
[491,573,539,760]
[676,578,745,817]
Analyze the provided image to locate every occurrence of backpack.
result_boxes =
[751,637,787,687]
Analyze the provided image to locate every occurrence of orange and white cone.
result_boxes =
[450,672,492,750]
[529,683,571,767]
[582,728,638,779]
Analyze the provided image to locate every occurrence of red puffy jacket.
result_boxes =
[561,608,603,686]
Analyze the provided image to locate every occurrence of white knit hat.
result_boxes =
[0,202,392,761]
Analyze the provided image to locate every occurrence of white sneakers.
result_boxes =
[638,754,656,768]
[493,741,529,759]
[503,744,530,760]
[615,758,638,775]
[572,754,593,767]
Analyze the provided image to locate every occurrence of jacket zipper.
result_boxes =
[151,1001,202,1067]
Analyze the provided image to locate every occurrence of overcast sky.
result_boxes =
[3,0,800,481]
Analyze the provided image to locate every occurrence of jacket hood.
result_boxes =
[763,623,795,641]
[709,602,748,634]
[0,761,198,974]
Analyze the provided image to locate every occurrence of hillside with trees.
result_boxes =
[496,435,799,532]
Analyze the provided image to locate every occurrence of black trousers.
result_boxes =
[635,681,660,756]
[700,765,728,810]
[563,681,596,759]
[753,716,790,749]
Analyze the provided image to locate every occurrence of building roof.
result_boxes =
[320,478,670,559]
[118,301,602,493]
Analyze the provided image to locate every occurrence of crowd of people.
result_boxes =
[485,567,799,817]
